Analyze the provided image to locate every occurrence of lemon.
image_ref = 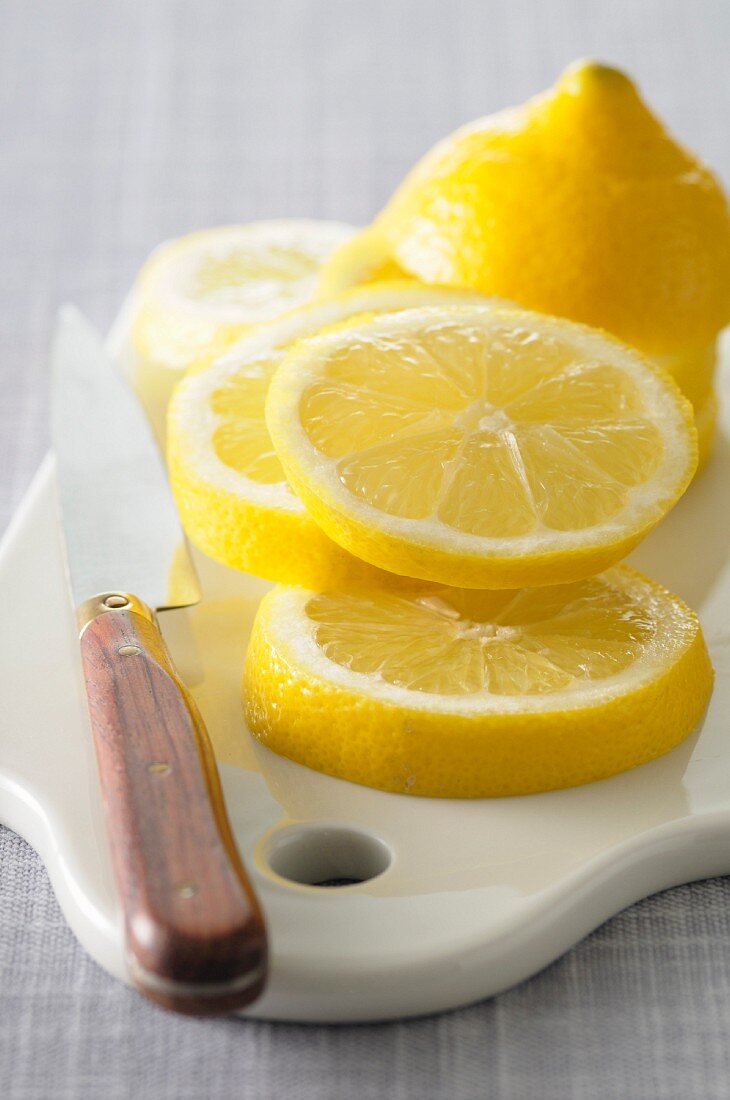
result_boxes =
[132,219,355,424]
[372,61,730,356]
[244,567,712,797]
[167,283,496,587]
[266,305,697,589]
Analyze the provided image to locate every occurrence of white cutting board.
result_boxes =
[2,315,730,1023]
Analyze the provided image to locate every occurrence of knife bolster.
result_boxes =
[77,592,155,634]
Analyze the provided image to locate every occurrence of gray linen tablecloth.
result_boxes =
[3,1,730,1096]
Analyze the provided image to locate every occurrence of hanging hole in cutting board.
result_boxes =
[263,824,392,889]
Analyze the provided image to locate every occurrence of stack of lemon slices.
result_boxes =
[133,60,720,799]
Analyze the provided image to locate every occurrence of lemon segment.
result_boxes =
[167,284,497,587]
[244,567,713,797]
[132,219,356,376]
[315,227,410,298]
[266,305,697,589]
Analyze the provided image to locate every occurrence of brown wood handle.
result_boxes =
[79,598,267,1016]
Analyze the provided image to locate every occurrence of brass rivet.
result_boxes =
[147,762,171,775]
[104,595,129,609]
[176,883,199,899]
[118,644,141,657]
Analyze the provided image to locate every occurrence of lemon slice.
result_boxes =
[266,305,697,588]
[244,567,712,797]
[167,284,495,587]
[132,219,356,375]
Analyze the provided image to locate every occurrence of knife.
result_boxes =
[50,307,267,1016]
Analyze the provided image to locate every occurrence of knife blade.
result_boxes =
[51,304,201,611]
[51,306,267,1016]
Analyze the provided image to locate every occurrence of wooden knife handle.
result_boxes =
[78,593,267,1016]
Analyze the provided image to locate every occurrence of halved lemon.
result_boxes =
[244,567,712,797]
[132,219,356,375]
[167,284,495,587]
[266,306,697,588]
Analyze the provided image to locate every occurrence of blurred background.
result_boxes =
[2,0,730,530]
[3,3,730,1097]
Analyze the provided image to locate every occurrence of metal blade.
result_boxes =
[50,306,201,610]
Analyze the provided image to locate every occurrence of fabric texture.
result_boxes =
[2,1,730,1096]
